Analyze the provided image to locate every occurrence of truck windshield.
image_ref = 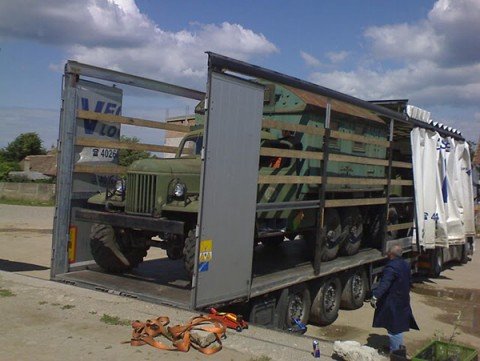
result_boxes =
[179,135,203,157]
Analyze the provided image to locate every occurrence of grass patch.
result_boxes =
[0,288,15,297]
[0,197,54,207]
[51,303,60,306]
[38,301,48,305]
[249,357,272,361]
[100,314,131,326]
[61,304,75,310]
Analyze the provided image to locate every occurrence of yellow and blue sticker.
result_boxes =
[198,239,213,272]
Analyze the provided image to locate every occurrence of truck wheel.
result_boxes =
[340,268,368,310]
[262,235,284,248]
[165,233,184,260]
[183,229,196,277]
[461,243,470,264]
[90,224,148,273]
[310,276,341,326]
[321,209,342,261]
[285,285,311,328]
[339,207,363,256]
[430,248,443,278]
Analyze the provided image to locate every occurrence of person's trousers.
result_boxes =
[388,332,404,352]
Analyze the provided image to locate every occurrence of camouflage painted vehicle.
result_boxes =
[86,81,393,275]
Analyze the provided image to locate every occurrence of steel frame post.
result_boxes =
[382,119,395,255]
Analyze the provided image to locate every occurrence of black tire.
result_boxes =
[310,276,342,326]
[165,233,184,260]
[285,285,311,328]
[183,229,196,277]
[90,224,147,273]
[339,207,363,256]
[461,243,470,264]
[321,209,342,261]
[430,248,443,278]
[340,268,368,310]
[262,235,284,248]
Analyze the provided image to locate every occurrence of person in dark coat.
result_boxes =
[371,244,419,352]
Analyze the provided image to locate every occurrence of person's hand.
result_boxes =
[370,296,377,309]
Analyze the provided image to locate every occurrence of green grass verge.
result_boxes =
[100,314,131,326]
[0,288,16,297]
[0,197,54,207]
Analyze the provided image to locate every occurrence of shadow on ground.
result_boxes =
[0,259,49,272]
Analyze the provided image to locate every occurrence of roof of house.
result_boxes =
[20,154,57,176]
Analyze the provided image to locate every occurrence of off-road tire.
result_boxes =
[165,234,184,260]
[340,268,368,310]
[183,229,196,277]
[339,207,363,256]
[310,276,342,326]
[285,284,311,328]
[90,224,147,273]
[321,209,342,261]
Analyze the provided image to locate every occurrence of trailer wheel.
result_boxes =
[321,209,342,261]
[285,285,311,328]
[461,243,470,264]
[183,229,196,277]
[310,276,341,326]
[430,248,443,278]
[339,207,363,256]
[90,224,148,273]
[340,268,368,310]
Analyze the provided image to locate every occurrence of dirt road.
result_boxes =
[0,204,479,358]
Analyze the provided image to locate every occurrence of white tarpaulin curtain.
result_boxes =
[411,128,475,249]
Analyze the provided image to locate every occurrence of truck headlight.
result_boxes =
[173,182,186,198]
[115,179,125,195]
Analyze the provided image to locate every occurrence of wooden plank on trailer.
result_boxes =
[258,175,322,184]
[77,110,191,132]
[390,179,413,186]
[391,160,412,169]
[328,177,388,185]
[262,119,325,136]
[324,198,387,207]
[387,222,414,232]
[76,137,178,154]
[329,153,388,166]
[74,163,127,174]
[260,147,324,160]
[330,129,390,147]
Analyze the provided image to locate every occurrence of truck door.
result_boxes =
[192,71,264,308]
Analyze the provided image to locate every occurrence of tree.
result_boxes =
[118,136,150,166]
[3,132,46,162]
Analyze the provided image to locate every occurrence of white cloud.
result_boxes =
[300,51,321,67]
[307,0,480,140]
[326,51,348,64]
[0,0,278,86]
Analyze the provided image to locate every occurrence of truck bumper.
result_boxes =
[75,209,185,235]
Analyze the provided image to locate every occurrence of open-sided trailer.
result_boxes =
[51,53,475,329]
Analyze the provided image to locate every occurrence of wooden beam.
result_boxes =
[75,137,178,154]
[74,163,126,174]
[324,198,387,208]
[77,110,191,132]
[387,222,414,232]
[328,177,388,185]
[330,130,390,147]
[390,179,413,186]
[391,161,413,169]
[329,153,388,166]
[262,119,325,136]
[258,175,322,184]
[260,147,324,160]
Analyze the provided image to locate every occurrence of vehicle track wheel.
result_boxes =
[183,229,196,277]
[321,209,342,261]
[310,276,341,326]
[339,207,363,256]
[340,268,368,310]
[285,285,311,328]
[90,224,148,273]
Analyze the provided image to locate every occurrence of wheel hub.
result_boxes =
[352,274,363,300]
[288,294,304,321]
[324,284,337,312]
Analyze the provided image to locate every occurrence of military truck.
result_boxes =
[52,53,475,329]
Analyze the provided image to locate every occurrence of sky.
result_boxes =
[0,0,479,149]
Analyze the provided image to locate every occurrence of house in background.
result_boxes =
[10,154,57,181]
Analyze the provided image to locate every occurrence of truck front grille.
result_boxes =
[125,173,157,215]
